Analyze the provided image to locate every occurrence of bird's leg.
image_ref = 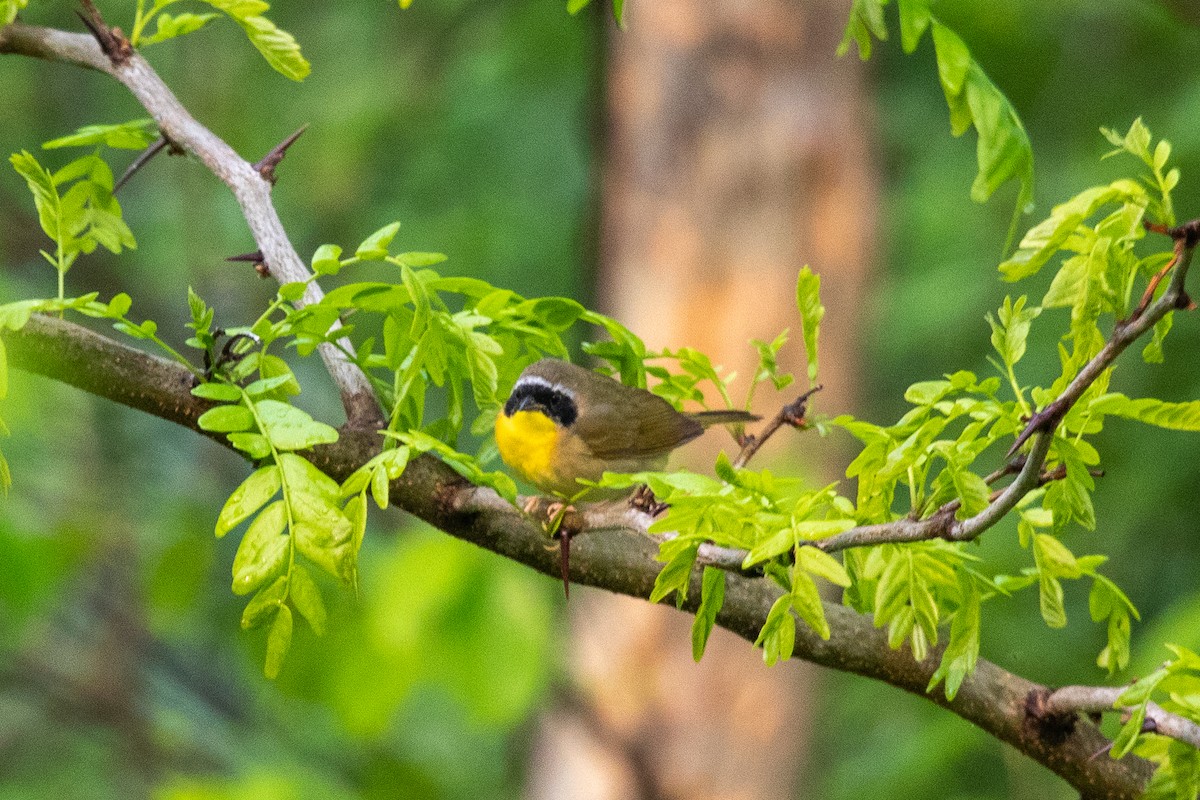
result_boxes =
[522,496,577,599]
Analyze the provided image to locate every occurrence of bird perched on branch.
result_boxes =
[495,358,758,498]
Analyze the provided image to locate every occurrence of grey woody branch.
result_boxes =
[0,19,384,430]
[1041,685,1200,751]
[0,313,1159,799]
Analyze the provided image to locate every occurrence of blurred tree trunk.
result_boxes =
[527,0,877,797]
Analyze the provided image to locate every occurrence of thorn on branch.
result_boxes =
[1145,217,1200,248]
[114,136,181,194]
[77,0,131,64]
[226,250,270,278]
[254,125,308,185]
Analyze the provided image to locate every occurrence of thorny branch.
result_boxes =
[2,12,1197,799]
[0,14,385,430]
[0,313,1160,798]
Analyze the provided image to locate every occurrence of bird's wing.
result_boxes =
[574,392,703,459]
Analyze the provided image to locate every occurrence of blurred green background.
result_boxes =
[2,1,1200,799]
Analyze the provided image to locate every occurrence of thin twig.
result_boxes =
[733,384,821,468]
[1042,685,1200,750]
[113,135,169,193]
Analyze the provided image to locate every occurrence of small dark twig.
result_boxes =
[204,331,260,379]
[734,384,822,468]
[1129,254,1177,322]
[76,0,130,64]
[253,125,308,185]
[114,136,170,193]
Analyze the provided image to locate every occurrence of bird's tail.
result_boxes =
[689,409,760,427]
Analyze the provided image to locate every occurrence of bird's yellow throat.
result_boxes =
[494,409,561,486]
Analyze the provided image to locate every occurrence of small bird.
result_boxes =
[495,358,759,498]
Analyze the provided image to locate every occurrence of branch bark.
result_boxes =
[1,313,1159,799]
[0,20,384,430]
[1045,685,1200,751]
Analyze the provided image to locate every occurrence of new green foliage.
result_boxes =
[130,0,310,80]
[839,0,1034,243]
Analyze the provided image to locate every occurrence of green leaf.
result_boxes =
[949,465,990,520]
[240,575,287,629]
[755,594,796,665]
[1,0,29,26]
[795,266,824,384]
[391,251,448,268]
[216,465,282,536]
[244,374,298,398]
[42,119,158,150]
[1110,702,1147,760]
[1168,741,1200,800]
[356,221,401,259]
[837,0,887,59]
[311,243,343,275]
[791,570,830,640]
[650,541,699,604]
[1143,311,1173,364]
[10,150,70,259]
[289,563,327,635]
[987,295,1040,367]
[1090,393,1200,432]
[279,454,354,582]
[742,519,854,568]
[796,546,851,588]
[253,399,339,451]
[231,500,288,595]
[897,0,932,53]
[999,181,1144,281]
[264,603,293,679]
[197,0,310,80]
[139,11,221,46]
[278,281,307,302]
[928,21,1034,243]
[198,403,255,433]
[228,432,272,460]
[691,567,725,662]
[191,382,242,402]
[928,574,981,700]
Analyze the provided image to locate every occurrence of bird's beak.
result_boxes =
[515,394,534,413]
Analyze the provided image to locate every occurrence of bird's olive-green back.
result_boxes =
[519,359,703,459]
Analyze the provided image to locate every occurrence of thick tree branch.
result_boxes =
[1,314,1158,799]
[0,19,384,430]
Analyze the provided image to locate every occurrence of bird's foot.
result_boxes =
[522,496,577,599]
[630,484,668,517]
